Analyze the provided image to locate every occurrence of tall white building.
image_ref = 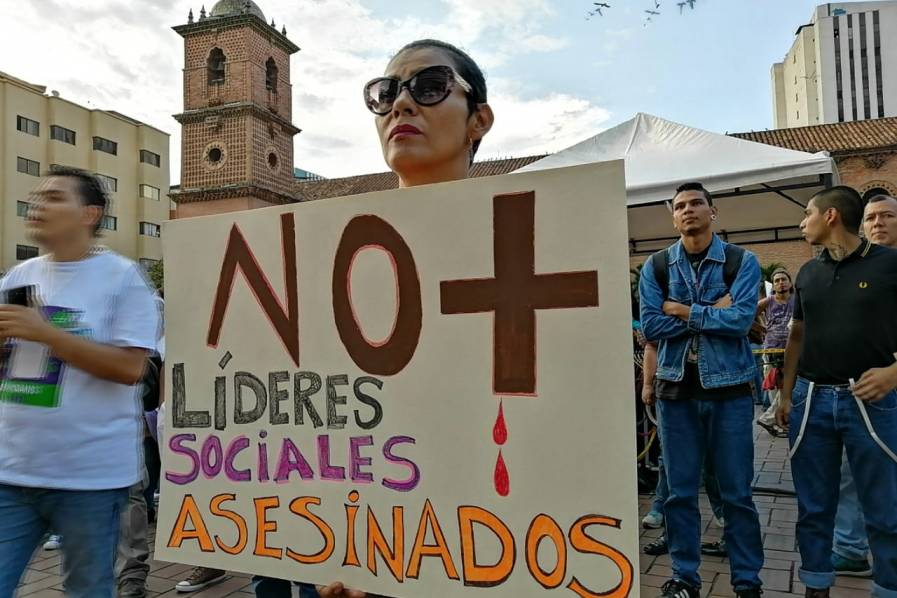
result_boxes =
[771,1,897,128]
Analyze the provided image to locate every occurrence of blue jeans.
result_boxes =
[658,396,763,590]
[251,576,319,598]
[652,455,669,513]
[834,449,869,561]
[652,456,724,522]
[0,483,127,598]
[789,378,897,597]
[750,344,765,405]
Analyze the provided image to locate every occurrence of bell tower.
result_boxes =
[172,0,300,217]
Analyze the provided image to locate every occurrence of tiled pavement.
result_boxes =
[18,419,874,598]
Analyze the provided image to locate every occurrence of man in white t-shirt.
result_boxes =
[0,167,159,598]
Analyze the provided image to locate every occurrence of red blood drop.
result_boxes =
[493,401,508,445]
[494,450,510,497]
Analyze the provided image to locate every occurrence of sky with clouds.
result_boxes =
[0,0,825,182]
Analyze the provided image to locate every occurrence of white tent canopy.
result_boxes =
[516,112,838,254]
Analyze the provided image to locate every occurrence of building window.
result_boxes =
[93,136,118,155]
[16,201,30,217]
[208,48,226,85]
[266,57,278,92]
[99,215,118,231]
[847,14,857,121]
[50,125,76,145]
[140,222,161,238]
[140,184,161,200]
[16,157,40,177]
[96,174,118,193]
[16,115,39,136]
[834,16,844,122]
[873,11,884,117]
[140,149,161,167]
[16,245,38,261]
[859,13,870,119]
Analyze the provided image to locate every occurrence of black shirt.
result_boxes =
[655,246,753,401]
[794,240,897,384]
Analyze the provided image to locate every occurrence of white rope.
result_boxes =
[789,381,815,459]
[850,376,897,465]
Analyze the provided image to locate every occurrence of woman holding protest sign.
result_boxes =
[251,39,494,598]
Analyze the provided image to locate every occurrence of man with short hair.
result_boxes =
[640,182,764,598]
[755,268,795,437]
[0,167,159,597]
[778,186,897,598]
[829,193,897,579]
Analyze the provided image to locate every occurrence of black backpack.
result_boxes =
[141,354,163,412]
[649,243,745,298]
[649,243,766,344]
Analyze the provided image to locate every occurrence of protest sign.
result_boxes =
[156,161,640,597]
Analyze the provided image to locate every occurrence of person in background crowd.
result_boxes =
[0,167,159,598]
[755,268,795,438]
[778,186,897,598]
[639,182,764,598]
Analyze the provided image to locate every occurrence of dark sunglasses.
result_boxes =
[363,65,473,115]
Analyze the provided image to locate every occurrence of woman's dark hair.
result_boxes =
[46,165,109,235]
[393,39,488,163]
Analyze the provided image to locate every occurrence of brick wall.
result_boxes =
[176,196,277,219]
[184,29,249,109]
[179,19,297,204]
[180,115,248,189]
[629,240,814,280]
[249,117,295,194]
[835,152,897,199]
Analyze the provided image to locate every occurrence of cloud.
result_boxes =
[483,92,612,159]
[0,0,610,180]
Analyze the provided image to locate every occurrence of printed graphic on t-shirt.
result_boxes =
[0,306,89,408]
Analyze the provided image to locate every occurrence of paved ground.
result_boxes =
[17,418,874,598]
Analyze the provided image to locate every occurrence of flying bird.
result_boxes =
[587,2,611,18]
[645,9,660,15]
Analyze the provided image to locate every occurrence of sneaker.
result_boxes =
[118,578,147,598]
[735,587,762,598]
[658,579,699,598]
[757,419,788,438]
[175,568,227,593]
[701,539,728,557]
[43,535,62,551]
[831,553,873,577]
[642,510,664,529]
[643,535,669,556]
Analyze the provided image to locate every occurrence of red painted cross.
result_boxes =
[440,191,599,395]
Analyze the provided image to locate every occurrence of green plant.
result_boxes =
[148,260,164,293]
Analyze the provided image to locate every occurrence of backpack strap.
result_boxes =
[722,244,746,289]
[649,248,670,299]
[650,243,745,299]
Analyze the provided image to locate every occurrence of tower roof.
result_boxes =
[209,0,265,22]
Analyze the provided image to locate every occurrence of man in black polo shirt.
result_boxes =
[778,186,897,598]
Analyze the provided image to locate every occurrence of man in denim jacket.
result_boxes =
[639,182,764,598]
